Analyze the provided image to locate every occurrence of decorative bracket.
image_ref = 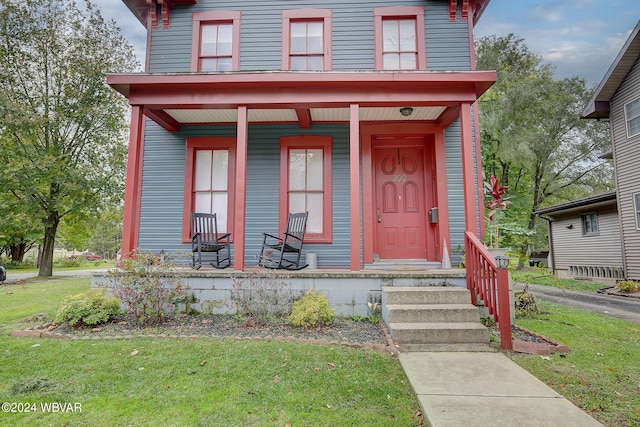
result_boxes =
[449,0,471,22]
[146,0,197,30]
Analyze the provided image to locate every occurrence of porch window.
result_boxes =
[373,7,425,71]
[582,213,598,235]
[282,9,332,71]
[182,137,236,242]
[280,136,332,242]
[624,98,640,138]
[634,193,640,230]
[191,11,241,72]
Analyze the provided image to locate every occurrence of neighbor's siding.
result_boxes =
[610,56,640,280]
[137,122,352,268]
[548,204,623,272]
[148,0,471,73]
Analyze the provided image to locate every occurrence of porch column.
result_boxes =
[121,105,145,256]
[349,104,361,270]
[460,102,478,234]
[234,106,248,270]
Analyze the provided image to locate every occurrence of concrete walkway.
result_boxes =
[399,351,603,427]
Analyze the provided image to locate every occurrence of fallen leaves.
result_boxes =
[130,349,139,356]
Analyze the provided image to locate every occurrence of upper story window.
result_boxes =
[624,98,640,138]
[282,9,332,71]
[374,7,425,71]
[582,213,599,236]
[191,11,241,72]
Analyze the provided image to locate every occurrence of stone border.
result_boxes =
[10,320,399,357]
[511,325,570,355]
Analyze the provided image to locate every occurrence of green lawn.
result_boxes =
[0,279,422,426]
[510,267,609,292]
[513,301,640,427]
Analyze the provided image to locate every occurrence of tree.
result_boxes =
[0,0,138,275]
[476,35,613,267]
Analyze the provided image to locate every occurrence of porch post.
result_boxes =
[121,105,145,256]
[234,106,248,270]
[460,102,478,234]
[349,104,361,270]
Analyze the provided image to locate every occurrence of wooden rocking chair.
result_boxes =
[191,212,231,269]
[258,212,308,270]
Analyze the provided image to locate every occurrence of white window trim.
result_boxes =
[634,192,640,230]
[623,97,640,138]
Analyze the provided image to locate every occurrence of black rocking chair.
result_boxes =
[191,212,231,269]
[258,212,309,270]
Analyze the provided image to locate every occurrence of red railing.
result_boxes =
[464,231,512,350]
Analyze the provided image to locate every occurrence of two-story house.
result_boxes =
[540,21,640,282]
[108,0,494,271]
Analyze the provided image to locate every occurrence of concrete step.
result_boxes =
[397,343,497,353]
[389,322,489,345]
[385,304,480,323]
[382,286,471,305]
[364,259,443,270]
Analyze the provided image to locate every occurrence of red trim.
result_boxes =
[473,101,486,239]
[182,136,237,243]
[279,135,333,243]
[144,109,180,132]
[121,106,145,256]
[234,107,248,270]
[349,104,361,270]
[373,7,426,71]
[460,102,478,234]
[434,131,451,255]
[282,9,332,71]
[191,11,241,72]
[295,108,312,129]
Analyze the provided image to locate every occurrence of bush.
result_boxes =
[288,290,335,329]
[616,280,640,293]
[106,249,188,326]
[55,289,121,327]
[231,266,293,325]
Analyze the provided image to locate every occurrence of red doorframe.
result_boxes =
[361,123,450,264]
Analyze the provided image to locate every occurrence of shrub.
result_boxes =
[515,288,540,317]
[231,266,293,325]
[616,280,640,293]
[55,289,121,327]
[106,249,188,326]
[288,290,335,329]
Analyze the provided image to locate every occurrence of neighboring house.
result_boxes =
[109,0,494,270]
[534,191,624,282]
[581,20,640,281]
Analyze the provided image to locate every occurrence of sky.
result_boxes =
[94,0,640,86]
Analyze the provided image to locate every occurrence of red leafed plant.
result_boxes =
[485,175,511,247]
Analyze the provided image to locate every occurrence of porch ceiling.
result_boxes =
[107,71,496,131]
[164,106,447,124]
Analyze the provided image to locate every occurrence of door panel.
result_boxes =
[375,145,428,259]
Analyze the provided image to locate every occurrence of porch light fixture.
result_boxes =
[399,107,414,117]
[495,256,510,269]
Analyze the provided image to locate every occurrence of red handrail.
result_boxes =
[465,231,512,350]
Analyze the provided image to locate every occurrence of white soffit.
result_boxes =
[165,106,447,123]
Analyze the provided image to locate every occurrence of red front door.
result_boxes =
[374,144,428,259]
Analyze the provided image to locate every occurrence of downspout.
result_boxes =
[539,215,555,273]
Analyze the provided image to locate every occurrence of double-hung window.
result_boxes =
[282,9,332,71]
[279,136,332,242]
[373,6,426,70]
[582,213,599,236]
[182,137,236,242]
[374,7,425,71]
[624,98,640,138]
[191,11,241,72]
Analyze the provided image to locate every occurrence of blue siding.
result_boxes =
[148,0,471,73]
[137,122,353,268]
[444,119,465,254]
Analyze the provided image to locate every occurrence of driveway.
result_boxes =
[513,282,640,324]
[1,268,110,285]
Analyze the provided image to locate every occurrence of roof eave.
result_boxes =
[534,191,617,216]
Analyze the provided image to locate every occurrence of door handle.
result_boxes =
[377,214,382,223]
